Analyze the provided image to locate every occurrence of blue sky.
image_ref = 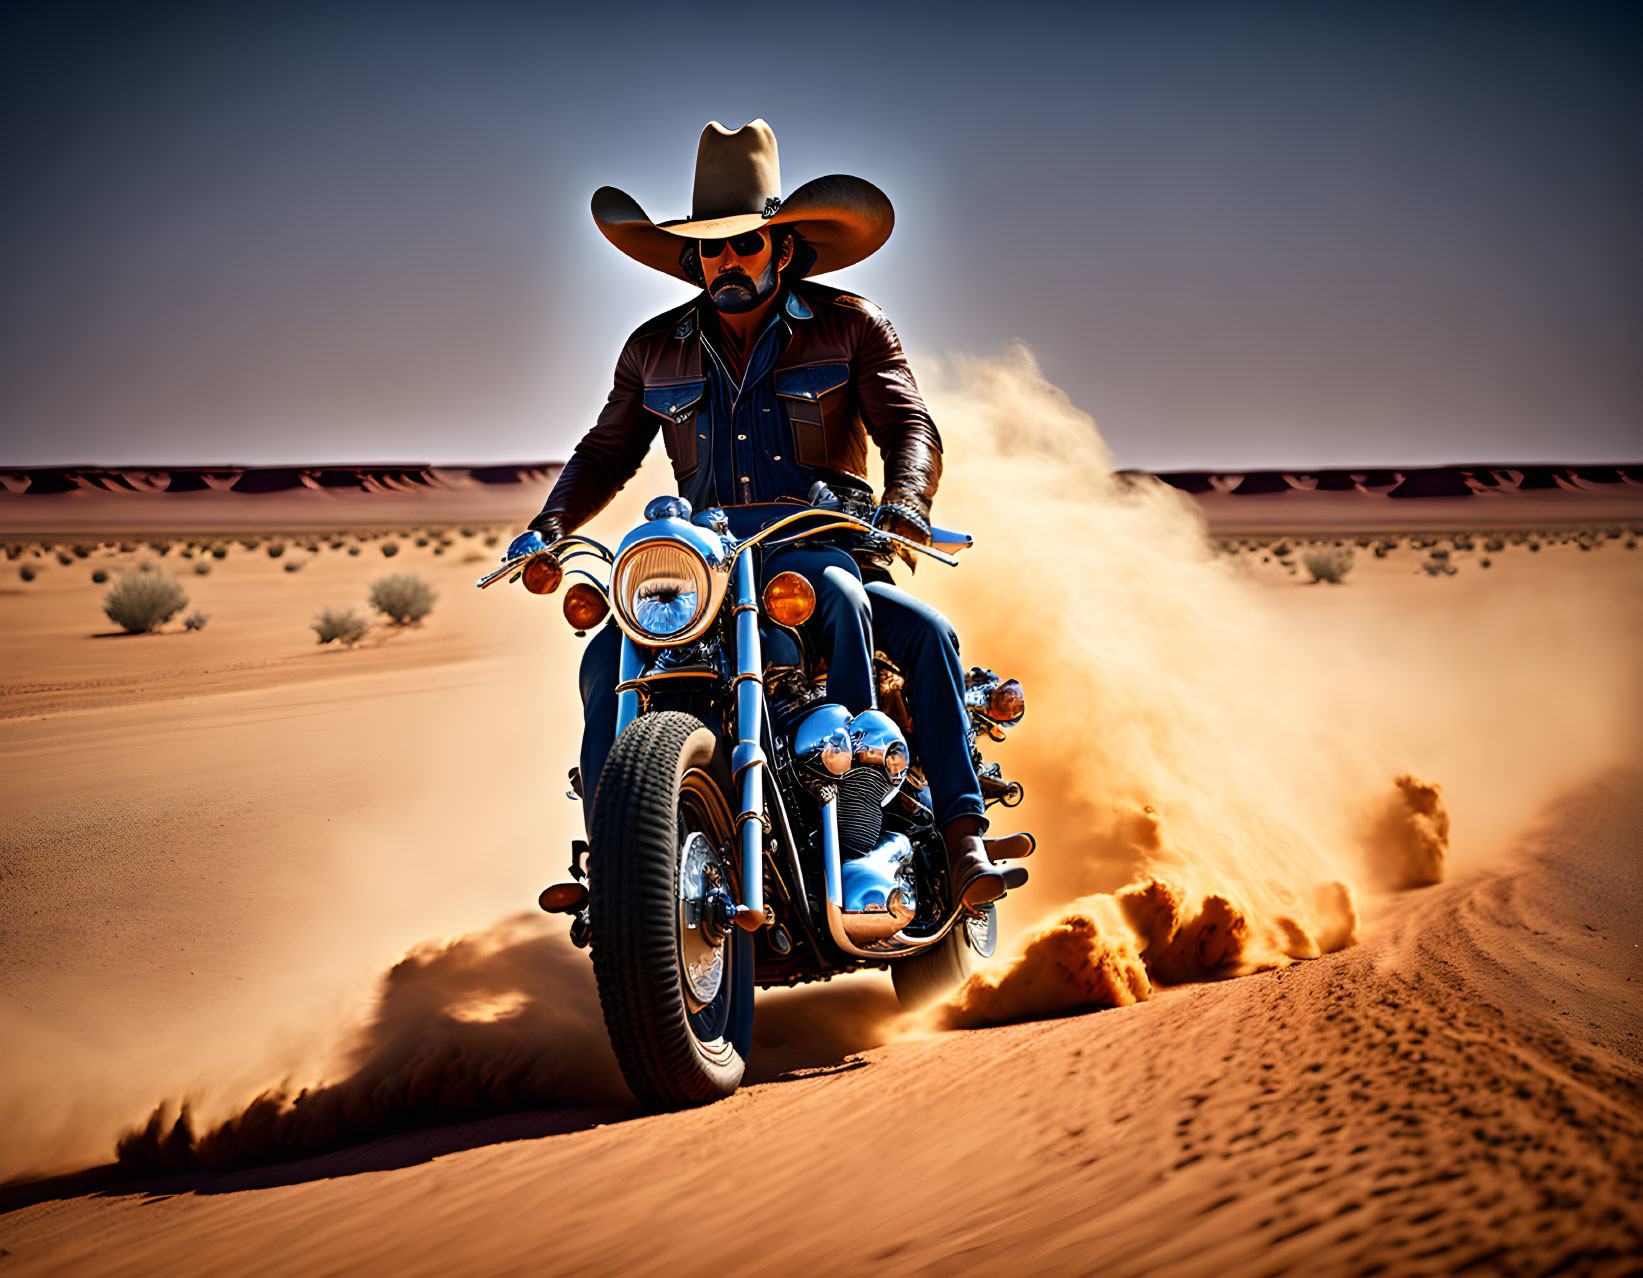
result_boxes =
[2,0,1638,468]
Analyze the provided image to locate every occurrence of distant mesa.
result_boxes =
[1129,462,1641,521]
[2,460,1638,539]
[1351,471,1403,493]
[1157,473,1214,494]
[1231,473,1291,496]
[0,462,569,497]
[1387,470,1473,499]
[232,468,309,494]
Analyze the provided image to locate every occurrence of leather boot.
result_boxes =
[942,815,1006,910]
[984,832,1033,892]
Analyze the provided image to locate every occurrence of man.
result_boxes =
[514,119,1014,909]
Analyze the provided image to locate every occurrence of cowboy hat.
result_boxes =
[591,119,894,283]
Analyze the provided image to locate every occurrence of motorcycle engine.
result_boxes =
[835,766,895,856]
[790,705,909,856]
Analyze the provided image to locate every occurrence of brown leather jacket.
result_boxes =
[535,280,943,533]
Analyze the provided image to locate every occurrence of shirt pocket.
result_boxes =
[641,379,706,479]
[773,363,849,470]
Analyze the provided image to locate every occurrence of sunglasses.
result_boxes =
[697,231,768,260]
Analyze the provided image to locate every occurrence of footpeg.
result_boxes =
[984,832,1035,861]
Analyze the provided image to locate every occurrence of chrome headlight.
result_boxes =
[613,539,712,641]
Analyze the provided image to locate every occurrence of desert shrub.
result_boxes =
[1628,539,1637,550]
[369,573,436,625]
[266,541,286,558]
[211,545,228,559]
[1272,543,1292,558]
[72,544,92,559]
[330,540,346,550]
[1303,546,1355,584]
[183,610,210,631]
[55,550,72,565]
[1480,558,1492,569]
[483,534,499,548]
[1429,547,1450,561]
[415,536,429,548]
[312,607,369,645]
[433,545,446,555]
[150,540,172,556]
[20,564,37,581]
[284,559,305,572]
[1420,559,1456,577]
[194,560,211,575]
[381,541,400,557]
[304,542,320,553]
[91,569,109,583]
[1528,540,1541,552]
[103,569,188,632]
[1483,536,1504,553]
[347,544,361,556]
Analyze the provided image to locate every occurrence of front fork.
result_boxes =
[729,552,767,930]
[613,552,767,933]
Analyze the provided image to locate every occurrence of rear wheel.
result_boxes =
[890,903,997,1010]
[589,711,753,1107]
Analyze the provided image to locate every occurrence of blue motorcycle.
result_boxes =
[479,487,1032,1106]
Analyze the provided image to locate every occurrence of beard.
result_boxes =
[708,257,780,314]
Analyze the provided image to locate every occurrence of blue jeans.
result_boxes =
[864,580,986,832]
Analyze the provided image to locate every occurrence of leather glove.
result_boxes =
[874,492,932,547]
[505,529,550,561]
[527,510,566,541]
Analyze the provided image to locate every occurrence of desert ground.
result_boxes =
[2,470,1640,1275]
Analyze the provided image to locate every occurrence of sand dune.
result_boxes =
[2,525,1637,1273]
[2,772,1637,1274]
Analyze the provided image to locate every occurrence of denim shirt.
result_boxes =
[689,290,838,515]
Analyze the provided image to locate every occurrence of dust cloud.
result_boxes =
[1362,774,1449,891]
[116,915,626,1174]
[907,346,1632,1024]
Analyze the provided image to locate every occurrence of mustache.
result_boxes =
[709,268,755,294]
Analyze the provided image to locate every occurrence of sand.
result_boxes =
[2,489,1641,1273]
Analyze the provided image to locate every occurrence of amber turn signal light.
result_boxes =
[522,555,563,595]
[988,679,1026,724]
[762,571,816,627]
[539,881,588,914]
[563,582,610,632]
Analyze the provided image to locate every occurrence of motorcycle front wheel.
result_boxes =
[589,711,754,1107]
